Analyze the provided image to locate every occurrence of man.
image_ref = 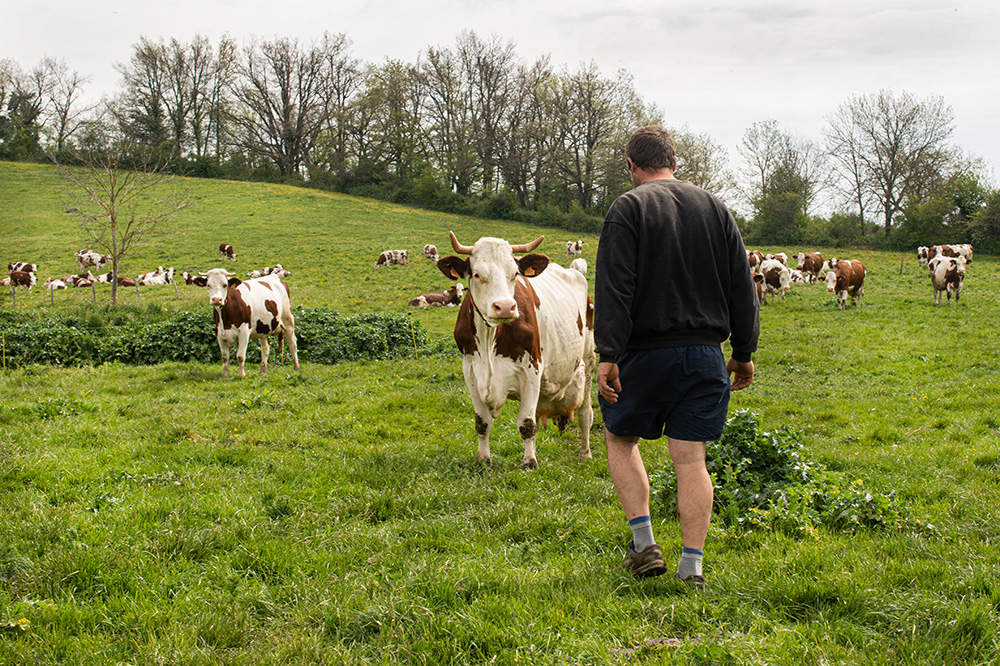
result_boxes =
[594,125,759,588]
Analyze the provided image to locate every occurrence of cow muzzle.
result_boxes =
[490,299,519,321]
[210,296,226,307]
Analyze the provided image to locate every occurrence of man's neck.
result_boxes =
[632,166,676,187]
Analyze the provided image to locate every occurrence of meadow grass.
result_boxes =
[3,162,1000,664]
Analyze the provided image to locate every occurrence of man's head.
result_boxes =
[626,125,677,172]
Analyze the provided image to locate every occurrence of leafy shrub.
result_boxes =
[650,409,932,536]
[0,308,449,368]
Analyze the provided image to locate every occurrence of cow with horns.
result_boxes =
[437,231,595,468]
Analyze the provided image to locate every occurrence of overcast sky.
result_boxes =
[6,0,999,196]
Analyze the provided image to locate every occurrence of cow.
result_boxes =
[44,277,67,290]
[76,249,111,272]
[7,270,36,292]
[759,258,791,304]
[928,255,965,305]
[765,252,788,266]
[60,271,96,287]
[95,271,136,287]
[219,243,236,261]
[437,231,595,468]
[375,249,408,268]
[788,269,805,284]
[136,267,174,286]
[423,244,440,262]
[192,268,300,379]
[408,283,464,308]
[8,262,37,274]
[917,246,930,266]
[952,243,973,264]
[569,257,588,275]
[565,240,583,257]
[753,273,764,303]
[796,252,824,284]
[246,265,291,279]
[825,259,866,310]
[746,250,764,273]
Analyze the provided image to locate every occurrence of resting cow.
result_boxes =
[825,259,866,310]
[192,268,300,379]
[409,283,464,308]
[375,249,408,268]
[438,231,595,468]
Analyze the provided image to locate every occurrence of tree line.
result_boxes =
[3,30,1000,251]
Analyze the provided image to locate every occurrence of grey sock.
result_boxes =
[677,548,703,578]
[628,515,655,551]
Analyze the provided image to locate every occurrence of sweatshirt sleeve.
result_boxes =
[594,197,639,363]
[724,211,760,362]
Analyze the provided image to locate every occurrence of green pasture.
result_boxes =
[3,161,1000,664]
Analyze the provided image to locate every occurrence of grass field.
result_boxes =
[3,162,1000,664]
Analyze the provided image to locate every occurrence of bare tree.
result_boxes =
[230,34,342,177]
[671,124,733,197]
[418,44,478,195]
[736,119,827,216]
[54,126,189,304]
[825,90,956,237]
[40,57,95,152]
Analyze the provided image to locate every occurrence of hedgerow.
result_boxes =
[651,409,935,536]
[0,307,452,368]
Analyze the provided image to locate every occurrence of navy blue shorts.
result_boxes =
[599,345,730,442]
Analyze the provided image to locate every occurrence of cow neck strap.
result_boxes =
[467,290,497,329]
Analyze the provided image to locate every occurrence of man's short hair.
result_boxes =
[626,126,677,171]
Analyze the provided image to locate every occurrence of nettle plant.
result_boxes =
[651,409,935,537]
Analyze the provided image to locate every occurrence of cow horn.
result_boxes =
[449,231,474,255]
[510,235,545,253]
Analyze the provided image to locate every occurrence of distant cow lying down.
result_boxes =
[375,250,408,268]
[192,268,300,379]
[409,284,464,308]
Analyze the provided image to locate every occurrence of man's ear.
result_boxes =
[518,253,549,277]
[437,256,470,280]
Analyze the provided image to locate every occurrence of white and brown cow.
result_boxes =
[192,268,300,379]
[7,270,36,292]
[44,277,68,290]
[61,271,96,287]
[917,246,930,266]
[423,244,440,262]
[219,243,236,261]
[569,257,588,275]
[408,283,464,308]
[928,255,966,305]
[375,249,408,268]
[796,252,824,284]
[8,262,37,274]
[746,250,764,273]
[759,258,791,304]
[825,259,866,310]
[76,249,110,272]
[438,232,595,468]
[96,271,136,287]
[565,240,583,257]
[136,266,174,286]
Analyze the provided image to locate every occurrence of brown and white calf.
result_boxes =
[759,258,791,304]
[408,283,464,308]
[8,262,37,274]
[76,249,110,272]
[219,243,236,261]
[565,240,583,257]
[928,255,966,305]
[825,259,866,310]
[747,250,764,273]
[375,249,408,268]
[438,232,595,468]
[61,271,96,287]
[96,271,136,287]
[423,244,440,262]
[917,246,930,266]
[796,252,825,283]
[192,268,301,379]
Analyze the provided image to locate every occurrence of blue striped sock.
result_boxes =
[678,547,703,578]
[628,515,655,551]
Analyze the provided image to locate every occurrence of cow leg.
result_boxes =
[577,387,594,461]
[236,329,250,377]
[283,317,301,371]
[517,377,543,469]
[219,338,231,379]
[462,364,494,465]
[259,335,270,374]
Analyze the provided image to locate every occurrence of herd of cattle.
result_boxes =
[0,233,986,466]
[745,243,973,309]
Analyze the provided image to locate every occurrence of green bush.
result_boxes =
[0,308,447,368]
[651,409,932,536]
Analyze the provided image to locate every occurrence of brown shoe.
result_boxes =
[675,572,707,590]
[623,542,667,578]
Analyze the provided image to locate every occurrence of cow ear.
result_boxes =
[227,277,242,287]
[518,253,549,277]
[192,276,208,287]
[437,256,469,280]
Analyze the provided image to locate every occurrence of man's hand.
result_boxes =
[597,361,622,403]
[726,358,754,391]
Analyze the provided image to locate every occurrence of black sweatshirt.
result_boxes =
[594,178,760,364]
